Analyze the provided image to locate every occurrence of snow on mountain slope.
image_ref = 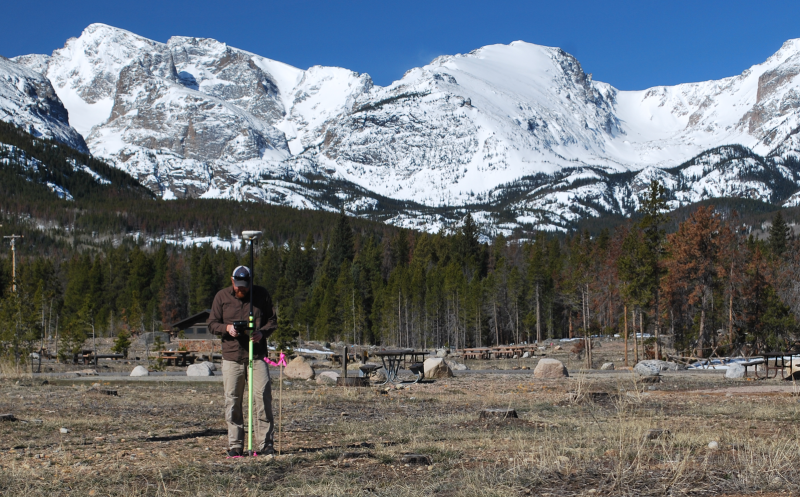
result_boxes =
[0,56,87,152]
[6,24,800,234]
[612,39,800,167]
[314,42,624,205]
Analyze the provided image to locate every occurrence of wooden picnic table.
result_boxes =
[756,352,795,379]
[402,351,429,368]
[463,347,492,359]
[373,349,427,384]
[492,346,524,359]
[157,350,196,367]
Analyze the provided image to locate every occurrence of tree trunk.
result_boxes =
[494,301,499,346]
[639,311,644,361]
[623,304,628,367]
[698,294,707,358]
[654,288,661,361]
[568,313,573,339]
[633,308,639,363]
[535,283,541,344]
[728,291,734,348]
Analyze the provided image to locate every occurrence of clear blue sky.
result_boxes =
[2,0,798,90]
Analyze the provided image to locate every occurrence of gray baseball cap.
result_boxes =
[232,266,251,287]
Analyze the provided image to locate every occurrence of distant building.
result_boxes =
[169,309,213,339]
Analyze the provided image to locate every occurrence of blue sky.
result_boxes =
[2,0,798,90]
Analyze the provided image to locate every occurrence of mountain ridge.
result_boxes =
[4,23,800,233]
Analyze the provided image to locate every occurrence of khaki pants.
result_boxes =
[222,359,274,451]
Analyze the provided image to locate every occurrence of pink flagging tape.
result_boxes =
[264,352,287,367]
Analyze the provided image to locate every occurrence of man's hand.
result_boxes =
[226,324,238,337]
[250,330,263,342]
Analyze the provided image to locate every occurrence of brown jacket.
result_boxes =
[207,285,278,362]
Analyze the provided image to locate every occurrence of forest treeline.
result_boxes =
[1,181,798,362]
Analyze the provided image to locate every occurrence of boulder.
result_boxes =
[199,361,216,372]
[435,348,449,358]
[445,360,468,371]
[554,345,563,351]
[187,363,214,376]
[725,362,746,379]
[423,358,453,379]
[130,365,149,377]
[533,358,569,379]
[522,351,530,359]
[316,371,339,385]
[600,362,615,370]
[284,356,315,380]
[634,362,661,377]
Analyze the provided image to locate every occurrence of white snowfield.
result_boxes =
[5,23,800,232]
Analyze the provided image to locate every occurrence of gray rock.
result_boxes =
[435,348,449,358]
[522,351,530,358]
[725,362,746,379]
[445,360,468,371]
[373,367,388,382]
[600,362,615,370]
[187,363,214,376]
[534,358,569,379]
[284,356,315,380]
[708,441,719,450]
[634,362,661,377]
[316,371,339,385]
[60,428,70,434]
[638,359,681,372]
[198,361,216,372]
[130,365,149,377]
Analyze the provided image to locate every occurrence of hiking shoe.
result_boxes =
[259,446,275,456]
[226,448,243,458]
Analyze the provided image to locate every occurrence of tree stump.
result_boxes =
[479,408,518,420]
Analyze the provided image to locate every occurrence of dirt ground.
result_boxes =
[2,357,800,497]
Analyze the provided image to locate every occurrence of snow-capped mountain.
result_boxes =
[6,23,800,233]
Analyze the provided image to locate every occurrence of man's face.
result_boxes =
[231,277,250,299]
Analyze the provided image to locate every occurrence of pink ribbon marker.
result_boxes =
[264,351,287,367]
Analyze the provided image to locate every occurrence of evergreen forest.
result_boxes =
[1,122,800,362]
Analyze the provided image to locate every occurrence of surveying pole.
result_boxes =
[3,235,23,293]
[242,230,262,456]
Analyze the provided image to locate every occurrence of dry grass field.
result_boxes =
[2,358,800,497]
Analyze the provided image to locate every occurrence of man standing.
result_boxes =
[208,265,278,457]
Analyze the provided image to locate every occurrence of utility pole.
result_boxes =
[3,234,23,293]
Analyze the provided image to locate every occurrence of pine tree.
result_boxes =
[638,180,669,359]
[768,211,791,257]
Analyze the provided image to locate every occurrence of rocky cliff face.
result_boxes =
[6,24,800,233]
[0,56,87,152]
